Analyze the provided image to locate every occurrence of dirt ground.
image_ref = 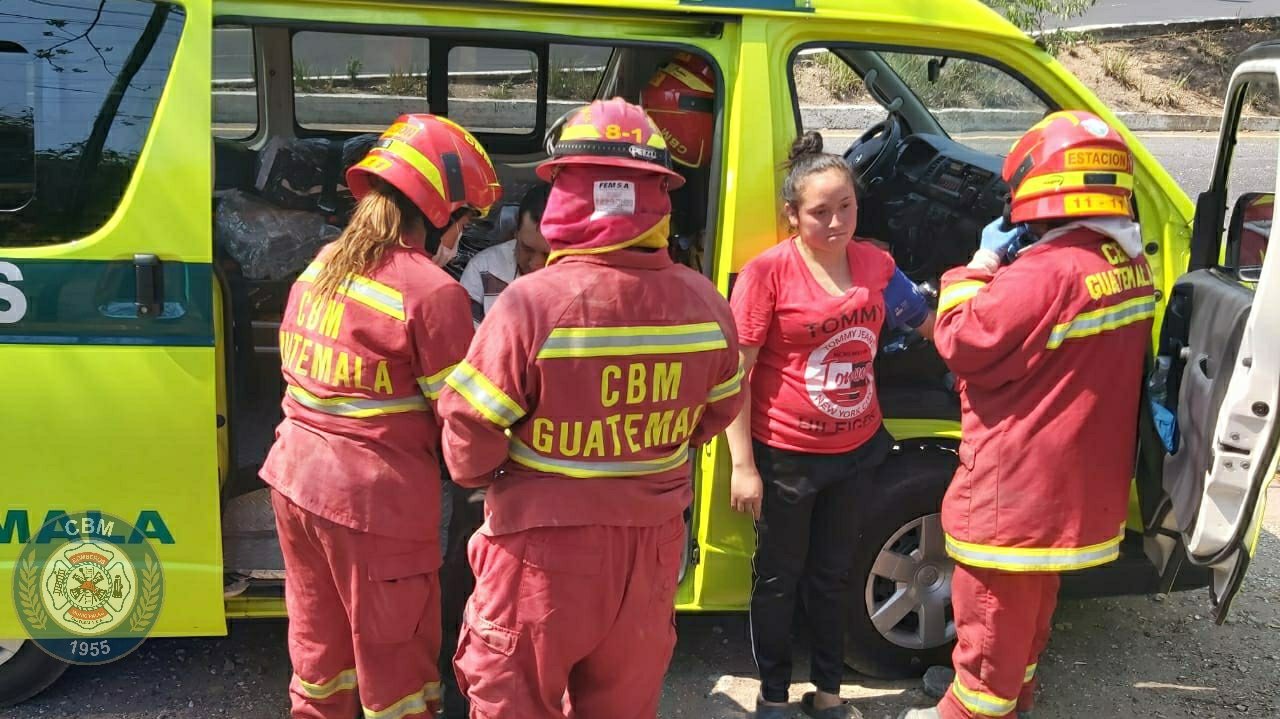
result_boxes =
[3,485,1275,719]
[791,19,1280,117]
[1055,19,1280,115]
[661,485,1280,719]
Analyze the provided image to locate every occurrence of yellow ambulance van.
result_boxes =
[1,0,1276,704]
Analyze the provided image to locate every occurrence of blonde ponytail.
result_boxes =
[312,178,418,302]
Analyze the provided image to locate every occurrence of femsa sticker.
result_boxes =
[13,512,164,664]
[804,326,877,420]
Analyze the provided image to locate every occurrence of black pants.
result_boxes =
[437,475,486,719]
[749,431,890,703]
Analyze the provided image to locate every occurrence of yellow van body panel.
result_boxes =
[0,0,1194,629]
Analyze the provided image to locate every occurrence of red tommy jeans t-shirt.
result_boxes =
[731,237,896,454]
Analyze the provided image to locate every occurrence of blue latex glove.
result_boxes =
[979,218,1029,263]
[884,268,930,331]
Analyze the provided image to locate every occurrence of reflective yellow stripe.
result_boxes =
[945,527,1124,572]
[417,363,457,401]
[296,262,406,321]
[1046,296,1155,350]
[371,139,446,204]
[663,63,714,93]
[296,669,357,700]
[1014,170,1134,200]
[508,436,690,479]
[559,123,602,141]
[537,320,727,359]
[444,361,525,428]
[938,280,987,315]
[1024,663,1038,684]
[951,677,1017,717]
[287,385,428,418]
[708,365,744,403]
[362,681,442,719]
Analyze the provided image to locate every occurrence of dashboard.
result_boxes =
[857,133,1010,283]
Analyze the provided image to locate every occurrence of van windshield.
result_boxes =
[877,52,1049,137]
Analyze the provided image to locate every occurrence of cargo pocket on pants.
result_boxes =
[356,549,436,644]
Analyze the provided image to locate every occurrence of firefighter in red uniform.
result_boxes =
[899,111,1157,719]
[640,51,715,270]
[438,98,744,719]
[261,114,501,719]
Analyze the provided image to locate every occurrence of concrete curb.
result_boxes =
[214,92,1272,134]
[1066,16,1279,42]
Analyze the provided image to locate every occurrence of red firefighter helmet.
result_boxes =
[537,98,685,188]
[1002,110,1134,224]
[347,114,503,229]
[640,52,715,169]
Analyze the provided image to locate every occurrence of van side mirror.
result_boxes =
[1189,190,1225,272]
[1224,191,1272,272]
[927,57,948,83]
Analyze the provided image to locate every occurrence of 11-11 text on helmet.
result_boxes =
[1002,110,1135,225]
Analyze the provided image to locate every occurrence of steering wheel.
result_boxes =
[843,112,904,187]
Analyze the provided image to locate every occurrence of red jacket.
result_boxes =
[934,226,1155,572]
[438,250,743,536]
[261,243,473,552]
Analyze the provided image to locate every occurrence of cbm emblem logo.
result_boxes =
[13,513,164,664]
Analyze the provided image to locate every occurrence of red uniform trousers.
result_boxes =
[454,517,685,719]
[939,564,1060,719]
[272,491,443,719]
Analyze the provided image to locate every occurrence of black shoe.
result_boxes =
[755,697,794,719]
[921,665,955,700]
[800,691,862,719]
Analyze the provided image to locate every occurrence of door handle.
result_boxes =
[134,253,163,318]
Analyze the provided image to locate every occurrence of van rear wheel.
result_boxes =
[845,447,957,679]
[0,640,68,707]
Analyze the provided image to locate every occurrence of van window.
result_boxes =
[548,45,611,102]
[1222,76,1278,275]
[448,46,539,135]
[292,31,431,132]
[214,26,257,139]
[879,51,1048,135]
[791,47,1048,147]
[0,0,185,248]
[0,43,34,212]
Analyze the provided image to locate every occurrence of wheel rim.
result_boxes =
[864,513,956,651]
[0,639,23,668]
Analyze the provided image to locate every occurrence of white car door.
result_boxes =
[1151,49,1280,622]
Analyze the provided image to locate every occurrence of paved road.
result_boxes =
[1071,0,1280,27]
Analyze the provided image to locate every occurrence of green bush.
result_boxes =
[982,0,1097,55]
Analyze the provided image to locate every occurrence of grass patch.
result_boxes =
[549,64,600,101]
[292,59,315,92]
[1102,50,1138,91]
[883,53,1043,109]
[814,51,863,101]
[490,77,517,100]
[385,68,426,96]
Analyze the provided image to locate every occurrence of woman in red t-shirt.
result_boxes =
[727,132,935,719]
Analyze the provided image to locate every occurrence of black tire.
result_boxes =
[845,444,958,679]
[0,640,69,708]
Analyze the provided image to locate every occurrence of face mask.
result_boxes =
[431,237,458,267]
